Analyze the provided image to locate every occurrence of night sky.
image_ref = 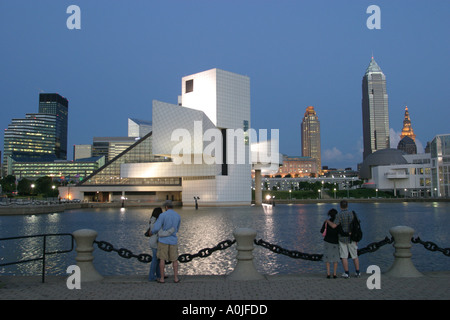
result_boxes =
[1,0,449,169]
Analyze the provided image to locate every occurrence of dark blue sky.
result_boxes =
[1,0,449,169]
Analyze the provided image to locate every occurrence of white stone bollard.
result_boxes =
[72,229,103,282]
[227,228,264,281]
[385,226,423,277]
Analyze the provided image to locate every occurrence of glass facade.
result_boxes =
[431,134,450,197]
[9,157,104,181]
[2,93,68,176]
[3,113,57,174]
[39,93,69,160]
[79,132,180,186]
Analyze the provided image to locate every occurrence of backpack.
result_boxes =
[350,211,363,242]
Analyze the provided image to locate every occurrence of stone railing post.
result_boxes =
[72,229,103,282]
[227,228,264,281]
[385,226,422,277]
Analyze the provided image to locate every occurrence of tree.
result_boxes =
[0,175,16,194]
[35,176,58,197]
[17,178,32,196]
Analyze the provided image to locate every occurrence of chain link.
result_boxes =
[254,239,323,261]
[357,236,394,256]
[411,237,450,257]
[94,240,153,263]
[93,234,448,267]
[94,239,236,264]
[178,239,236,263]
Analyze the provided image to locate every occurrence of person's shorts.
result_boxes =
[157,242,179,262]
[339,241,358,259]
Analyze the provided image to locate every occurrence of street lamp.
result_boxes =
[334,188,336,199]
[376,188,378,198]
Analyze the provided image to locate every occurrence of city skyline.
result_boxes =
[1,1,449,170]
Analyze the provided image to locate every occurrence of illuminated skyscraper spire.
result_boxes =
[400,106,416,142]
[362,56,390,159]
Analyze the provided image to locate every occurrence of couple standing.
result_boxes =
[147,200,181,283]
[320,200,360,279]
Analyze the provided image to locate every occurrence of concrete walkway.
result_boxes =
[1,272,449,300]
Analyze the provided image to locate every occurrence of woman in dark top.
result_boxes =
[320,208,343,278]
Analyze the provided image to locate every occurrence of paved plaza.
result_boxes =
[1,272,449,300]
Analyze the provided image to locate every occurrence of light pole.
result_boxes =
[334,188,336,199]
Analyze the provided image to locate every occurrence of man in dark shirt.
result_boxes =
[336,200,360,278]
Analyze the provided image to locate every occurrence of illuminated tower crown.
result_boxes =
[400,106,416,141]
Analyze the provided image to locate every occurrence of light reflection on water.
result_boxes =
[1,202,449,276]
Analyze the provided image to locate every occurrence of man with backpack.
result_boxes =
[327,200,361,278]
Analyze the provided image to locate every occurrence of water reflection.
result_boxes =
[1,202,449,276]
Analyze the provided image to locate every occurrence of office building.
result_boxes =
[301,106,321,171]
[431,134,450,197]
[362,57,390,159]
[273,155,318,178]
[92,136,138,163]
[73,144,92,161]
[8,155,104,182]
[38,93,69,160]
[2,93,68,176]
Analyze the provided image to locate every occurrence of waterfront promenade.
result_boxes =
[1,272,449,300]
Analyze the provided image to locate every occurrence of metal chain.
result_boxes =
[93,235,449,267]
[357,236,394,256]
[94,240,153,263]
[254,239,323,261]
[411,237,450,257]
[94,239,236,264]
[178,239,236,263]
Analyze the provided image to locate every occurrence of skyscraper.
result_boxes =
[39,93,69,160]
[362,57,390,159]
[398,106,417,154]
[301,106,321,171]
[2,93,68,175]
[400,106,416,141]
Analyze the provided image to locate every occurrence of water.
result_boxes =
[1,202,449,277]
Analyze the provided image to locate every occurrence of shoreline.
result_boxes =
[0,197,448,215]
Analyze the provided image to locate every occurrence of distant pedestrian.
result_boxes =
[151,200,181,283]
[146,207,174,282]
[327,200,360,278]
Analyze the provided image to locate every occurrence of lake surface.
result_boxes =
[1,202,449,277]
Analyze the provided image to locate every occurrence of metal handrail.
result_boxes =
[0,233,74,283]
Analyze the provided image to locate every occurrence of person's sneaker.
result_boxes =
[355,271,361,278]
[341,273,350,279]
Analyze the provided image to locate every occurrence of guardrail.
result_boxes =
[0,233,74,283]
